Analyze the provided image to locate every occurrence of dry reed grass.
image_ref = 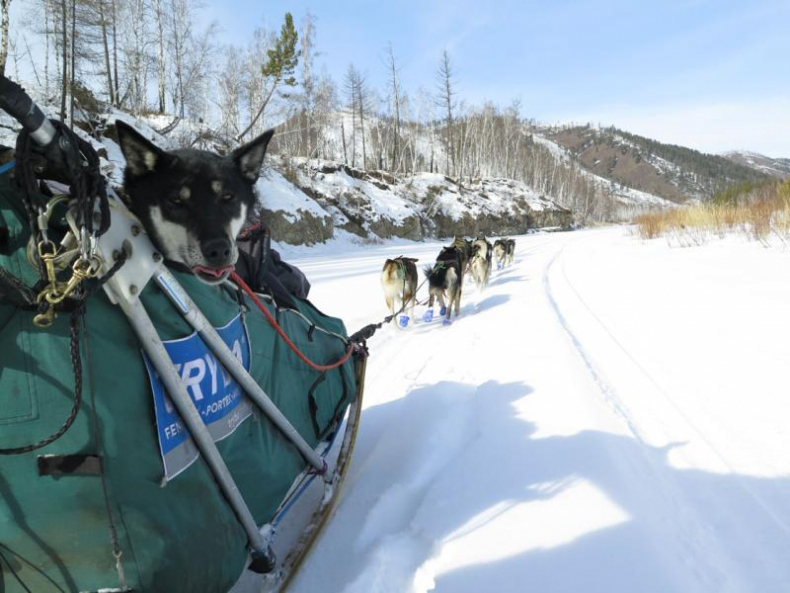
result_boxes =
[636,181,790,246]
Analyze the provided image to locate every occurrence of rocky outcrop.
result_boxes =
[262,208,333,245]
[266,158,574,244]
[369,215,424,240]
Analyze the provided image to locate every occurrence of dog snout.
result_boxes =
[201,237,233,267]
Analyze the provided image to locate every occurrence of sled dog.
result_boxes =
[493,239,507,269]
[116,120,274,285]
[470,236,492,290]
[381,256,419,325]
[505,238,516,267]
[424,246,463,323]
[450,236,473,276]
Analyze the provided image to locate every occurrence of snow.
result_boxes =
[284,227,790,592]
[255,169,329,221]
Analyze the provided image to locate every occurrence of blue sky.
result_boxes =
[200,0,790,156]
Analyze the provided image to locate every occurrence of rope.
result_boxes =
[234,255,431,365]
[346,273,430,345]
[231,271,356,372]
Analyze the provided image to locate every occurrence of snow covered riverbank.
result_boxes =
[287,227,790,593]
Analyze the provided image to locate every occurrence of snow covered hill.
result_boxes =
[281,110,675,213]
[282,228,790,593]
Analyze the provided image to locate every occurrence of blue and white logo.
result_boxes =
[143,314,253,480]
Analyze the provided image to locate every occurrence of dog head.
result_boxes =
[116,120,273,284]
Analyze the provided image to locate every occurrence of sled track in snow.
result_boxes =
[544,239,790,539]
[542,243,643,439]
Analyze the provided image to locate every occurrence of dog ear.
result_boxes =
[115,120,168,178]
[232,129,275,183]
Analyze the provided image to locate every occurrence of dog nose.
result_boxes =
[201,237,232,267]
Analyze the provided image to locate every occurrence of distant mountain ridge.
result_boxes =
[542,125,771,203]
[721,151,790,180]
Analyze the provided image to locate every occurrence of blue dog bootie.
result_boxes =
[497,262,503,270]
[442,318,452,326]
[422,309,434,323]
[398,315,410,328]
[439,305,447,317]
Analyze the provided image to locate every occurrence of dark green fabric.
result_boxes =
[0,174,356,593]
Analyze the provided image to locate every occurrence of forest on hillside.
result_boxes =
[1,1,757,221]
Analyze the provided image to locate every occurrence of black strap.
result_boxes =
[307,364,352,440]
[307,372,327,438]
[0,266,37,309]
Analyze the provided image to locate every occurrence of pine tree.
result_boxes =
[236,12,299,141]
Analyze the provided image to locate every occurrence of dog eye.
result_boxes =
[220,193,235,203]
[167,195,184,206]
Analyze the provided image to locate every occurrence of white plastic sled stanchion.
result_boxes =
[121,296,275,572]
[70,198,276,572]
[153,268,329,477]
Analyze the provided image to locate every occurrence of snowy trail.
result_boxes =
[286,228,790,593]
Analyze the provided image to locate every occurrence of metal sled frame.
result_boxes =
[71,196,364,587]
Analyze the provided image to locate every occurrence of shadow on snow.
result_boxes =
[302,380,790,593]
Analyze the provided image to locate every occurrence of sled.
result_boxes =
[0,168,365,592]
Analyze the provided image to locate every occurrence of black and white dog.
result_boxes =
[493,239,507,270]
[450,236,473,277]
[493,238,515,269]
[115,120,273,285]
[423,246,463,325]
[505,238,516,267]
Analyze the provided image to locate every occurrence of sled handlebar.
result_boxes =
[0,74,57,147]
[0,74,88,186]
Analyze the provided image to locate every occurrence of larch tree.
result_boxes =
[343,64,371,169]
[435,48,457,176]
[343,64,359,166]
[95,0,115,106]
[385,42,402,172]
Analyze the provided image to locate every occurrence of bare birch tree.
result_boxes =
[218,44,244,141]
[154,0,166,113]
[0,0,11,76]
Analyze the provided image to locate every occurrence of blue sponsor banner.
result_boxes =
[142,314,254,480]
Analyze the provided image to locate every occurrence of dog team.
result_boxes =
[380,236,516,327]
[109,120,517,330]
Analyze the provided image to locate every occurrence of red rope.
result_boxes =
[231,271,355,372]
